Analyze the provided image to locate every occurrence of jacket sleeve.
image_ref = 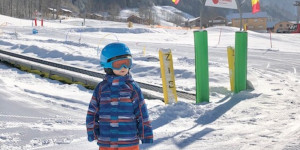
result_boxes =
[132,82,153,144]
[86,83,101,142]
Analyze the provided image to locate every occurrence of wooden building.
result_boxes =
[86,13,103,20]
[127,15,145,24]
[185,17,209,28]
[44,8,58,19]
[208,16,227,27]
[59,8,72,17]
[274,21,294,33]
[227,12,268,32]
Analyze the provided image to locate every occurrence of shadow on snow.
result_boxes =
[142,91,261,149]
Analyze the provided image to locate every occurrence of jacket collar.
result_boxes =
[104,73,133,84]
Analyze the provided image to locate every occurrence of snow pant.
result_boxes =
[99,145,139,150]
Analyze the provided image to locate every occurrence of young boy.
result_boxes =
[86,42,153,150]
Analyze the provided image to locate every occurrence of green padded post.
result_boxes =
[194,30,209,103]
[234,31,248,93]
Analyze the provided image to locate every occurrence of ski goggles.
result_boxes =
[104,58,132,70]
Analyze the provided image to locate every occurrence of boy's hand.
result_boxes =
[88,135,95,142]
[142,139,153,144]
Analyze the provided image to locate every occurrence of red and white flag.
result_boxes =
[205,0,237,9]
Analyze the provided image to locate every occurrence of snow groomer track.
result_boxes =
[0,49,196,100]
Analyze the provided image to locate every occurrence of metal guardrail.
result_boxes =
[0,49,196,100]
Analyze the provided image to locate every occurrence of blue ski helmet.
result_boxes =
[100,42,131,68]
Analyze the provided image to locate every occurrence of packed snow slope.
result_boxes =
[0,15,299,150]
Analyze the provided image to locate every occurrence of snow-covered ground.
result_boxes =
[0,14,300,150]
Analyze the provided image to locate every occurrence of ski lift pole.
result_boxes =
[294,1,300,24]
[218,28,222,45]
[269,30,272,48]
[236,0,245,31]
[194,30,209,103]
[199,0,207,29]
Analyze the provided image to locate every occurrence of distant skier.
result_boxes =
[86,42,153,150]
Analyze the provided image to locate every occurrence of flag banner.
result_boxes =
[252,0,260,14]
[172,0,180,5]
[205,0,237,9]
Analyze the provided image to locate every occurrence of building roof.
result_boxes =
[188,17,200,22]
[48,8,57,12]
[226,12,268,21]
[187,17,209,22]
[61,8,72,13]
[93,13,103,17]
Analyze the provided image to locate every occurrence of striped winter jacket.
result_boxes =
[86,74,153,148]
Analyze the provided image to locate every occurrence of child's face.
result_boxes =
[113,67,129,76]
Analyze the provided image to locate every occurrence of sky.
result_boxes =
[0,6,300,150]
